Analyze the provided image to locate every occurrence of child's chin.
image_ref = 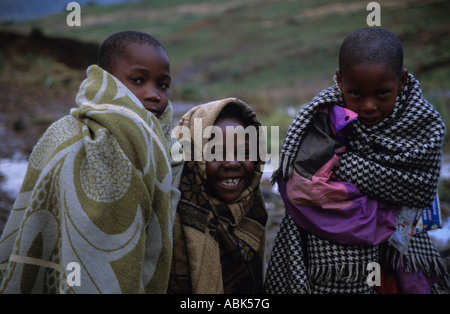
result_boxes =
[216,188,243,203]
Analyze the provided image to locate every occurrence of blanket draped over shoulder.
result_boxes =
[265,74,448,294]
[168,98,268,294]
[0,65,183,293]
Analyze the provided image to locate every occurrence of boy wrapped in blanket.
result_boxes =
[168,98,268,294]
[265,27,448,294]
[0,31,183,293]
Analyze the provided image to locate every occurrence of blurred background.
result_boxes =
[0,0,449,270]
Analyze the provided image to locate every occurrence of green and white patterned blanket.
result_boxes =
[0,65,183,293]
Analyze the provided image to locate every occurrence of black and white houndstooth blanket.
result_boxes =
[273,73,445,208]
[266,74,448,294]
[265,212,448,293]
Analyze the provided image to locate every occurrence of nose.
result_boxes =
[222,159,240,169]
[144,86,160,103]
[361,98,377,112]
[141,86,163,116]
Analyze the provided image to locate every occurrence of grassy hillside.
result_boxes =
[1,0,450,138]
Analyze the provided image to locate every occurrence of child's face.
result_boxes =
[336,63,407,126]
[205,116,255,203]
[110,44,171,118]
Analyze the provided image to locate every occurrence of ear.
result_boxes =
[335,69,343,90]
[399,67,408,91]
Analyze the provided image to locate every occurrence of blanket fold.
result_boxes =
[0,65,183,293]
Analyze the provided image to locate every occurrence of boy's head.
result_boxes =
[98,31,171,118]
[205,104,256,203]
[335,27,408,126]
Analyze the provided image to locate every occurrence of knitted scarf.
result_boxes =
[266,74,447,294]
[167,98,268,294]
[0,65,183,293]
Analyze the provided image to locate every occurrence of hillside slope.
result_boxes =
[1,0,449,107]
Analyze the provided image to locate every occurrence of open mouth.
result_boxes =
[218,177,242,187]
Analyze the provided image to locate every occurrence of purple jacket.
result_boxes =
[282,105,399,246]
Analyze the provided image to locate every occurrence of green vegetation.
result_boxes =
[1,0,449,141]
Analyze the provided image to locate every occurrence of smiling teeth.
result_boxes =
[219,178,241,186]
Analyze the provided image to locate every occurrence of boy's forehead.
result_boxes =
[216,115,246,126]
[125,43,167,56]
[109,43,170,79]
[343,62,399,82]
[116,43,167,66]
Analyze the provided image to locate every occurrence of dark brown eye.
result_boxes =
[377,90,389,97]
[131,77,143,84]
